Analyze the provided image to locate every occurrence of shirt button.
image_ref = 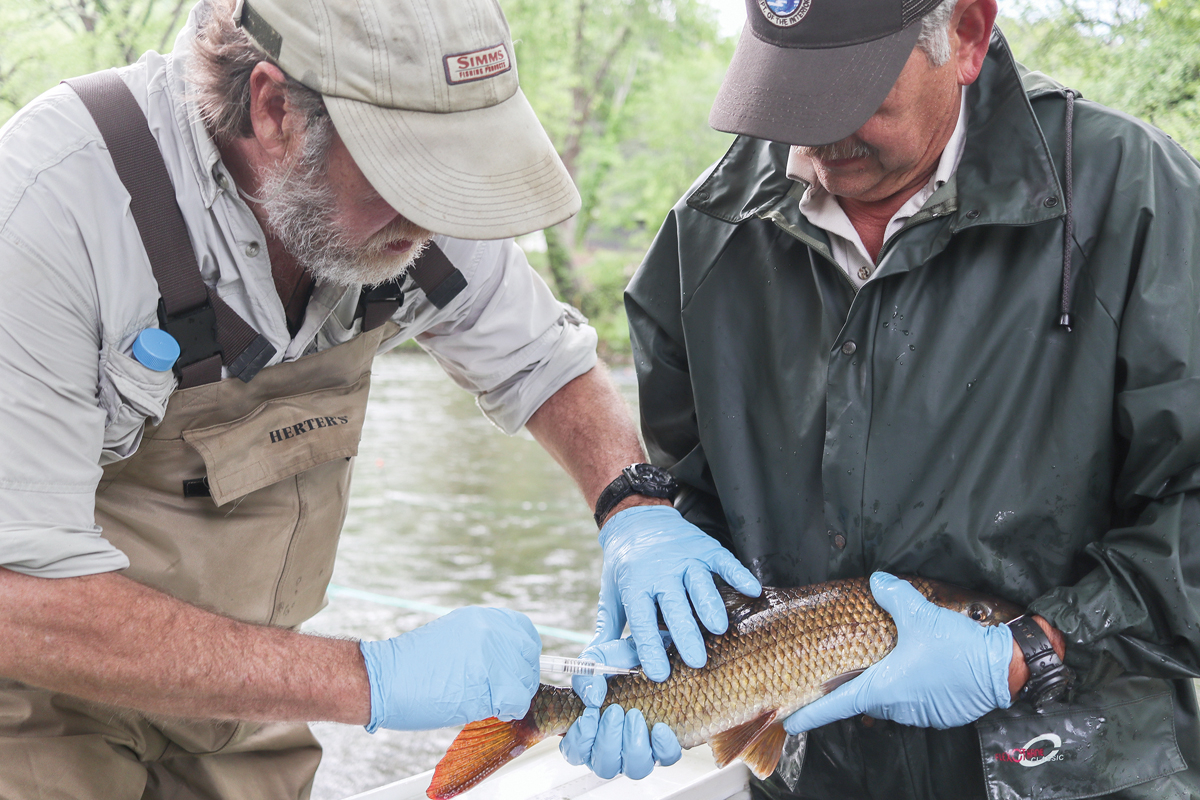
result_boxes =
[833,534,846,550]
[841,341,857,356]
[857,266,871,281]
[245,242,261,257]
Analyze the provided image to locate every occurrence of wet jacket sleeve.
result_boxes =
[413,237,598,436]
[624,207,734,547]
[1028,138,1200,684]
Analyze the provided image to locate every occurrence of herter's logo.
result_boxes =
[269,416,349,443]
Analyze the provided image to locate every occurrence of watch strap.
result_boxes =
[593,464,677,528]
[1009,615,1073,709]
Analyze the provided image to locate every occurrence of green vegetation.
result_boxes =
[503,0,736,357]
[1002,0,1200,155]
[2,0,1197,356]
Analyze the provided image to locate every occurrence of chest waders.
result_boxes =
[0,70,465,799]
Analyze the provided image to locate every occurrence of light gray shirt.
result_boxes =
[0,30,596,579]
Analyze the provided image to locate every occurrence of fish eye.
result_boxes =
[968,603,988,622]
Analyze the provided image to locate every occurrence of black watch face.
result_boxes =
[628,464,677,495]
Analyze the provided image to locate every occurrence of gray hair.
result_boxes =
[915,0,958,67]
[189,0,328,141]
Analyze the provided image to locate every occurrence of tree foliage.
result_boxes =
[499,0,735,315]
[0,0,190,121]
[1002,0,1200,154]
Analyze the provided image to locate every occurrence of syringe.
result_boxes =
[539,655,639,677]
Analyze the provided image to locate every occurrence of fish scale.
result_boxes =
[427,576,1021,799]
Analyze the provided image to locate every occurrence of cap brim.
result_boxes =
[326,88,580,240]
[710,22,922,147]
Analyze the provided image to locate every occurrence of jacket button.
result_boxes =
[1043,196,1060,208]
[841,341,857,355]
[833,534,846,549]
[965,209,980,219]
[861,715,876,727]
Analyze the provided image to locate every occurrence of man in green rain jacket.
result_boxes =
[558,0,1200,797]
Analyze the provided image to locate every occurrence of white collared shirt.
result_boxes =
[0,17,596,578]
[785,93,969,289]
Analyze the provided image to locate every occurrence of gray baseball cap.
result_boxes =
[232,0,579,240]
[710,0,943,146]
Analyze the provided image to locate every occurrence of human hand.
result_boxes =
[560,637,682,779]
[594,505,761,681]
[783,572,1014,733]
[359,606,541,732]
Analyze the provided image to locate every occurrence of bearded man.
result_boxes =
[0,0,760,795]
[561,0,1200,797]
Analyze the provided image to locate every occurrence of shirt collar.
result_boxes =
[165,9,231,210]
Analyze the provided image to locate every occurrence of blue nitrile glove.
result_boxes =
[560,636,682,779]
[359,606,541,732]
[783,572,1014,733]
[595,505,762,682]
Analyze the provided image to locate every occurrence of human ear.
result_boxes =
[951,0,998,86]
[247,61,298,160]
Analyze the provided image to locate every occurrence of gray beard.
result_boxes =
[258,117,428,288]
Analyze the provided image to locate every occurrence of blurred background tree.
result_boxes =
[1002,0,1200,155]
[502,0,736,353]
[1,0,1197,356]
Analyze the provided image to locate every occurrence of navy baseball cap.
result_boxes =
[710,0,943,146]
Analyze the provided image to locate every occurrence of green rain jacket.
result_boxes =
[627,34,1200,800]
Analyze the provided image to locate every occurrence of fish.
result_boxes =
[427,575,1022,799]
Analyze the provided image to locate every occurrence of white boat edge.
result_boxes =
[344,738,752,800]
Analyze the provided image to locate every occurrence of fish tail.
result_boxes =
[428,686,581,799]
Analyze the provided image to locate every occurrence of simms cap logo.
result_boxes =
[444,43,512,85]
[759,0,812,26]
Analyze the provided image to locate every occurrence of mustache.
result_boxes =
[795,137,877,161]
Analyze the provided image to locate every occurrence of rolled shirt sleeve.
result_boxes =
[0,231,130,578]
[409,237,598,435]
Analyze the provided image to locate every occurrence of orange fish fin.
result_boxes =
[427,712,545,799]
[709,709,778,769]
[821,669,864,694]
[740,721,788,779]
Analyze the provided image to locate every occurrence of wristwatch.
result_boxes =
[593,463,679,527]
[1008,615,1074,709]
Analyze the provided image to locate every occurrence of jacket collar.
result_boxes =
[687,29,1067,241]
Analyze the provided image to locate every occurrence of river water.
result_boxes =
[304,351,635,800]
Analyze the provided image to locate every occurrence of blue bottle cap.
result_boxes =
[131,328,180,372]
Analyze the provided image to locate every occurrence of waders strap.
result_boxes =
[63,70,275,387]
[357,243,468,331]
